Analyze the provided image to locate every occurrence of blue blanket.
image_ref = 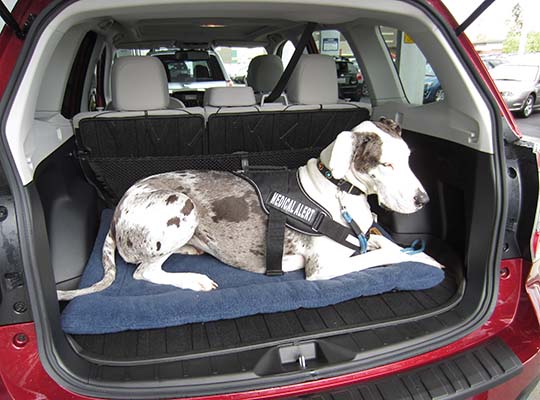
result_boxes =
[61,210,444,334]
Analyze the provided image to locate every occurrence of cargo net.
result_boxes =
[85,148,321,205]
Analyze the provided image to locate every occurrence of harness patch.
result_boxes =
[267,192,318,225]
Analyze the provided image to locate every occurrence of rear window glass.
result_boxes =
[310,30,368,102]
[215,47,267,84]
[379,26,444,105]
[156,55,225,83]
[114,49,226,83]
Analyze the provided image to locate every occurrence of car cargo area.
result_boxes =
[35,125,473,368]
[1,0,507,397]
[70,273,459,365]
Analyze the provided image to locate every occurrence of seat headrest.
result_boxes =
[111,56,169,111]
[246,55,284,93]
[195,64,210,79]
[204,87,256,107]
[287,54,339,104]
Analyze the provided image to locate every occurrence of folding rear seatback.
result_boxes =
[206,55,370,158]
[282,54,371,143]
[204,86,285,154]
[73,56,205,203]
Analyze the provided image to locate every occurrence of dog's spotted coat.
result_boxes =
[57,119,443,301]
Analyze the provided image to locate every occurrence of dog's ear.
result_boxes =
[325,130,356,180]
[353,131,383,173]
[374,117,401,137]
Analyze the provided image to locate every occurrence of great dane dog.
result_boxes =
[57,118,443,301]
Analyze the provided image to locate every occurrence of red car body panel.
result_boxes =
[0,0,51,98]
[0,1,538,399]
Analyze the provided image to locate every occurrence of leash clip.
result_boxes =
[337,196,368,255]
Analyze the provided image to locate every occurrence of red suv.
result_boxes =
[0,1,539,399]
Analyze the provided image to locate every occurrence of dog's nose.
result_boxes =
[414,190,429,208]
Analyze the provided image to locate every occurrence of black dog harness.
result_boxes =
[236,162,370,276]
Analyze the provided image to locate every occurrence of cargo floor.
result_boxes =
[70,272,459,363]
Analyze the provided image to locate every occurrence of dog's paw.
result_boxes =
[367,235,401,252]
[176,245,205,256]
[408,252,444,269]
[172,273,218,291]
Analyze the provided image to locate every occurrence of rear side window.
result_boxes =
[278,40,296,68]
[379,26,444,105]
[312,30,367,102]
[61,31,98,118]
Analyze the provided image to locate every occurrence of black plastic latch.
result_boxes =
[4,272,23,290]
[311,212,324,232]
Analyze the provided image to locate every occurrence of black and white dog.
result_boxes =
[57,118,442,300]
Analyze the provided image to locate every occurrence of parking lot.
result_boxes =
[516,111,540,138]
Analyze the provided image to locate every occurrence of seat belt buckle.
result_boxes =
[266,269,284,276]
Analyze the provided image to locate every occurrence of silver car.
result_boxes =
[492,63,540,118]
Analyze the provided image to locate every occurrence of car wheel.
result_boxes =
[519,94,535,118]
[361,84,369,97]
[434,89,445,102]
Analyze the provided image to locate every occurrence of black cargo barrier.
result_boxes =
[77,114,206,157]
[74,106,371,205]
[207,107,370,154]
[81,148,321,204]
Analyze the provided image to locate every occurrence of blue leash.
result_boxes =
[401,239,426,255]
[337,192,424,256]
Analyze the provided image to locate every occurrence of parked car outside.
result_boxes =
[1,1,540,399]
[491,63,540,118]
[481,55,507,70]
[335,57,364,101]
[423,63,444,103]
[150,49,230,106]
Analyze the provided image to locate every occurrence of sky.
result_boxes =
[443,0,540,41]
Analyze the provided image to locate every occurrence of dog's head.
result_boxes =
[320,117,429,214]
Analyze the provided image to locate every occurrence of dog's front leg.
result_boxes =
[133,255,218,291]
[307,236,442,280]
[367,235,444,269]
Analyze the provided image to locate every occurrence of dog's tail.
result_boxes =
[56,227,117,301]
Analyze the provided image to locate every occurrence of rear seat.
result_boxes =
[206,55,370,154]
[74,56,205,157]
[72,56,369,204]
[286,54,367,111]
[246,54,284,104]
[204,86,285,153]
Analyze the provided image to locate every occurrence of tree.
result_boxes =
[509,3,523,33]
[502,2,523,53]
[526,32,540,53]
[503,32,519,53]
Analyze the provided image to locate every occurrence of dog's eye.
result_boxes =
[381,162,394,170]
